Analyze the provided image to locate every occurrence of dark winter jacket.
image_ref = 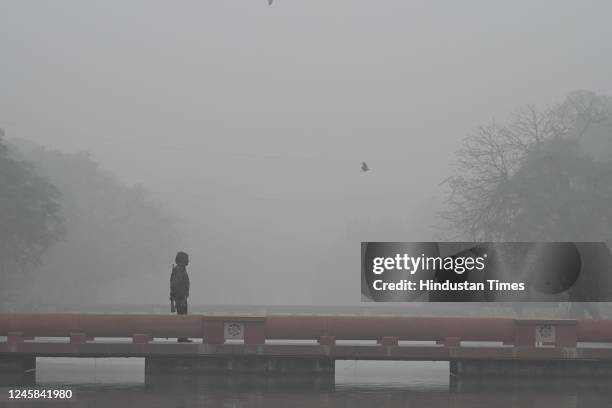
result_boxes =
[170,264,190,300]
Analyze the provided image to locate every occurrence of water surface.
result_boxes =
[1,358,611,407]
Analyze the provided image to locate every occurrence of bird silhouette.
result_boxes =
[361,161,370,172]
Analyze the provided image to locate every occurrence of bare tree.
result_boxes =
[441,90,612,241]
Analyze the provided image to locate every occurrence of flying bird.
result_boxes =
[361,161,370,172]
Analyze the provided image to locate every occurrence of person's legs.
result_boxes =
[176,298,188,315]
[176,298,192,342]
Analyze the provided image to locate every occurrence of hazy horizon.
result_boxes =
[2,1,612,305]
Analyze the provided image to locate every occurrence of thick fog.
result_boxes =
[1,1,612,306]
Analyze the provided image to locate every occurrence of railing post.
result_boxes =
[70,333,88,344]
[444,337,461,347]
[378,336,399,346]
[244,319,266,345]
[7,332,24,345]
[514,322,535,347]
[202,318,225,344]
[514,319,578,348]
[133,334,152,344]
[555,322,578,347]
[201,316,265,345]
[318,336,336,346]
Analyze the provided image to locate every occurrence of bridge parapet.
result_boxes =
[4,314,612,381]
[1,313,612,347]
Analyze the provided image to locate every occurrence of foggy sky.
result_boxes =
[1,1,612,304]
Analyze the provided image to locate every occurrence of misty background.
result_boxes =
[1,1,612,308]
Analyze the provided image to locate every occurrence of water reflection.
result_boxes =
[145,373,335,391]
[1,360,612,407]
[3,380,612,408]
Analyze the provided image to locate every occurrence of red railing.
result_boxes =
[1,313,611,347]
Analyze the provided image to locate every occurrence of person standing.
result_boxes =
[170,251,192,342]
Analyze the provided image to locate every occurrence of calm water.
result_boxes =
[1,358,612,407]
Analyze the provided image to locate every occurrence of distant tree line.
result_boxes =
[1,135,179,308]
[0,130,65,304]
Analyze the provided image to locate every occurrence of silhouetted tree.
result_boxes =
[442,90,612,242]
[442,91,612,318]
[0,131,65,302]
[8,138,179,306]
